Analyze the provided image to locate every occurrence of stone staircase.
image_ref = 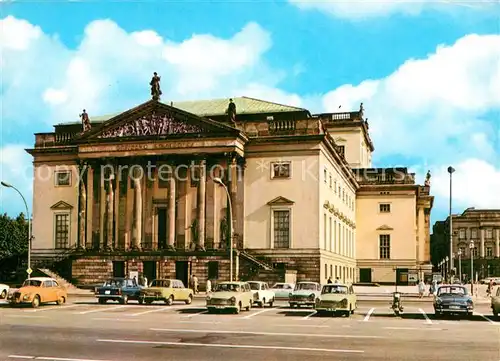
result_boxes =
[239,250,274,271]
[38,268,77,290]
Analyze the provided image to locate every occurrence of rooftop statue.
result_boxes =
[150,72,162,100]
[425,170,431,186]
[80,109,91,132]
[226,98,236,124]
[359,102,364,119]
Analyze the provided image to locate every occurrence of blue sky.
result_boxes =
[1,0,500,225]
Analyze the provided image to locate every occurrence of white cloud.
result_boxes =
[0,15,42,50]
[431,159,500,210]
[236,83,303,107]
[0,144,33,215]
[289,0,495,20]
[322,34,500,165]
[42,88,68,105]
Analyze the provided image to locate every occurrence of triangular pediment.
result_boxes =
[267,196,295,206]
[376,224,393,231]
[50,201,73,210]
[335,137,347,142]
[79,100,239,141]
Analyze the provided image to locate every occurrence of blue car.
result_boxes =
[95,278,144,304]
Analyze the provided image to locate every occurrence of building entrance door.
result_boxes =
[143,261,157,285]
[113,261,125,278]
[176,261,189,287]
[157,208,167,249]
[359,268,372,283]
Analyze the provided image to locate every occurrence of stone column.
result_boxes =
[495,228,500,258]
[86,166,94,249]
[480,227,485,258]
[196,160,207,251]
[205,164,220,250]
[168,174,176,250]
[114,168,120,248]
[132,173,143,250]
[99,169,106,250]
[105,175,114,250]
[125,175,133,250]
[230,157,238,249]
[77,167,87,250]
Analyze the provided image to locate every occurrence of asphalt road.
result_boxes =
[0,299,498,361]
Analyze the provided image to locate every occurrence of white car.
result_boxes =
[271,282,295,300]
[289,282,322,308]
[247,281,276,307]
[0,284,10,299]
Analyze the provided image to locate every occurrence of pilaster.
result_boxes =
[85,166,94,249]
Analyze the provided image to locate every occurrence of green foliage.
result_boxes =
[0,213,29,259]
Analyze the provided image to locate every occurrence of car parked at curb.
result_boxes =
[140,279,193,305]
[247,281,275,307]
[315,283,357,317]
[0,283,9,299]
[206,281,253,314]
[289,281,321,308]
[8,277,67,308]
[434,285,473,318]
[491,286,500,318]
[270,282,295,300]
[95,278,144,304]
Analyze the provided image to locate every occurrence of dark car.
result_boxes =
[434,285,474,318]
[95,278,144,304]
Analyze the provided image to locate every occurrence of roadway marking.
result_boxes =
[274,324,330,328]
[150,328,383,339]
[419,308,433,324]
[127,306,181,317]
[182,310,208,318]
[302,311,316,320]
[8,356,112,361]
[92,318,138,322]
[24,304,82,313]
[363,308,375,322]
[4,315,48,318]
[383,327,442,331]
[476,312,498,325]
[97,339,364,353]
[75,305,127,315]
[242,308,274,319]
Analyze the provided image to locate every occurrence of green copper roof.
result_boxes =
[59,96,307,125]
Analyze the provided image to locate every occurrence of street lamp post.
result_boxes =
[457,249,462,283]
[213,177,234,282]
[1,181,31,279]
[447,166,455,278]
[469,240,474,296]
[445,256,449,281]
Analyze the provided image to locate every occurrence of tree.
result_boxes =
[0,212,29,259]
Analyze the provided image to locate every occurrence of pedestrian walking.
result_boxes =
[418,279,425,298]
[192,274,199,294]
[487,279,493,297]
[206,279,212,294]
[327,277,332,284]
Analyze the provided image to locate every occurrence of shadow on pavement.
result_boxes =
[368,311,495,322]
[176,307,207,314]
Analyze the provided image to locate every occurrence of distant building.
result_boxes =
[26,91,433,287]
[431,207,500,280]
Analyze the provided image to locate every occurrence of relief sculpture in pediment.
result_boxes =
[98,112,205,138]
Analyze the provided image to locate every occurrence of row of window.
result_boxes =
[458,228,497,239]
[324,263,354,283]
[323,214,355,258]
[458,246,495,257]
[323,168,354,211]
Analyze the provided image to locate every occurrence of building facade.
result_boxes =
[26,92,433,287]
[431,208,500,280]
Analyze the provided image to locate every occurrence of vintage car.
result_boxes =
[95,278,144,304]
[289,281,322,308]
[8,277,67,308]
[247,281,275,307]
[0,283,9,299]
[434,285,474,318]
[140,279,193,305]
[206,281,253,314]
[315,283,356,316]
[270,282,295,300]
[491,286,500,318]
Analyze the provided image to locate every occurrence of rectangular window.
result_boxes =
[379,234,391,259]
[324,264,327,279]
[329,174,332,188]
[55,171,71,186]
[273,210,290,248]
[487,229,493,238]
[324,214,327,250]
[379,203,391,213]
[271,162,291,179]
[208,261,219,280]
[471,228,478,238]
[329,217,332,252]
[459,228,466,239]
[324,169,327,183]
[473,247,478,257]
[486,247,493,257]
[54,213,70,249]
